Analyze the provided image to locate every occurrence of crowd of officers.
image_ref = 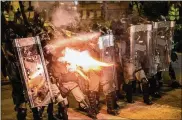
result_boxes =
[1,2,181,120]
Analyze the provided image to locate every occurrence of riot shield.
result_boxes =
[152,21,175,72]
[13,36,54,108]
[129,24,154,78]
[98,34,117,92]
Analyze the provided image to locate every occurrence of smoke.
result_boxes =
[32,1,80,28]
[32,1,55,13]
[51,6,80,27]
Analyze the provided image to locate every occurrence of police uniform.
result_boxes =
[97,34,119,115]
[111,18,153,105]
[3,10,52,119]
[48,56,97,119]
[5,27,28,120]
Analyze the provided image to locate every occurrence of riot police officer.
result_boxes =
[111,16,153,105]
[45,50,97,119]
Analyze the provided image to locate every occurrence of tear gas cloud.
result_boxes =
[32,1,80,27]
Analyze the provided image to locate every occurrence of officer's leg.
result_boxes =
[116,70,126,100]
[47,103,56,120]
[70,83,97,119]
[7,63,27,120]
[15,103,27,120]
[87,71,100,114]
[124,80,134,103]
[11,82,27,120]
[135,70,153,105]
[102,81,119,115]
[57,98,68,120]
[31,107,43,120]
[148,75,161,98]
[169,63,181,88]
[156,71,163,90]
[54,84,69,120]
[123,60,135,103]
[132,80,137,93]
[112,76,121,110]
[141,78,153,105]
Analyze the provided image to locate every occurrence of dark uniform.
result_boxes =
[47,55,97,119]
[5,25,27,120]
[111,17,153,105]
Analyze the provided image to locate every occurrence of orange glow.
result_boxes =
[58,47,113,81]
[58,47,113,77]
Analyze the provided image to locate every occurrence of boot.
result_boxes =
[149,76,161,98]
[81,99,97,119]
[125,81,134,103]
[142,78,153,105]
[106,92,119,115]
[47,103,56,120]
[171,81,181,88]
[116,90,125,100]
[32,108,43,120]
[56,101,68,120]
[112,91,120,110]
[17,108,27,120]
[88,91,99,114]
[156,71,163,90]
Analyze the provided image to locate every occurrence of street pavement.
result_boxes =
[1,84,182,120]
[1,85,128,120]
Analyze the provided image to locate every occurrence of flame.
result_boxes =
[57,48,113,80]
[58,47,113,71]
[30,64,44,79]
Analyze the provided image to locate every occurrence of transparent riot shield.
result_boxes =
[129,24,154,78]
[152,21,175,72]
[13,36,54,108]
[98,34,117,93]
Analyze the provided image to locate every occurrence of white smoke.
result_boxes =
[51,6,80,27]
[32,1,80,28]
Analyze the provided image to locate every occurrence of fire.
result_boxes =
[58,47,113,81]
[58,47,113,80]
